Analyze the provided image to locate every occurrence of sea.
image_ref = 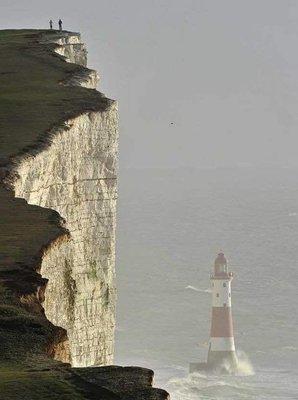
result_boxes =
[115,167,298,399]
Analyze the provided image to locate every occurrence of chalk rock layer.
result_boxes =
[14,35,118,367]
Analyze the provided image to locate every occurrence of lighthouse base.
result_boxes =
[189,362,211,373]
[208,350,238,369]
[190,351,238,374]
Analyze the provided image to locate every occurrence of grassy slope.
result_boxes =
[0,29,110,164]
[0,368,85,400]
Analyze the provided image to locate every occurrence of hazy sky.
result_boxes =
[2,0,298,168]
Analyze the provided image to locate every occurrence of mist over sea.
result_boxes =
[116,167,298,399]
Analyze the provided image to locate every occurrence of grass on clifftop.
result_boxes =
[0,367,86,400]
[0,29,110,165]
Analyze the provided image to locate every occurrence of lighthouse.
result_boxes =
[190,253,238,373]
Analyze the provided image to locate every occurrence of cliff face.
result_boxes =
[52,34,88,66]
[14,35,118,367]
[0,29,168,399]
[15,110,118,366]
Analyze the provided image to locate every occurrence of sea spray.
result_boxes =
[166,370,253,400]
[235,351,255,376]
[221,350,254,376]
[165,352,254,399]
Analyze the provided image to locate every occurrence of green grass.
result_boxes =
[0,367,86,400]
[87,260,98,280]
[0,29,110,164]
[0,186,64,268]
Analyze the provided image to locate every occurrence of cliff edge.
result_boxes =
[0,29,169,400]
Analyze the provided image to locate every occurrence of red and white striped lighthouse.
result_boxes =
[207,252,238,369]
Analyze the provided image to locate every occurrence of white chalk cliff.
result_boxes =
[13,33,118,367]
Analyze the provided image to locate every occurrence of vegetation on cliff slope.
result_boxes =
[0,29,110,164]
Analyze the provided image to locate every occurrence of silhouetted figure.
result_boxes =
[58,19,63,31]
[49,20,53,30]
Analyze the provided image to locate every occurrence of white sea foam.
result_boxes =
[166,371,248,400]
[222,350,254,376]
[165,352,255,400]
[185,285,211,293]
[236,351,255,376]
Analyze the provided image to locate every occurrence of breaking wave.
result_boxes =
[167,371,252,400]
[224,351,255,376]
[165,352,254,400]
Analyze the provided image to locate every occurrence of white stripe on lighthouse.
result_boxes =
[209,337,235,351]
[211,279,231,307]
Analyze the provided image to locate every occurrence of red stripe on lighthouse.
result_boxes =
[210,307,234,337]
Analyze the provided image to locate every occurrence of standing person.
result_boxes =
[58,19,63,31]
[49,20,53,30]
